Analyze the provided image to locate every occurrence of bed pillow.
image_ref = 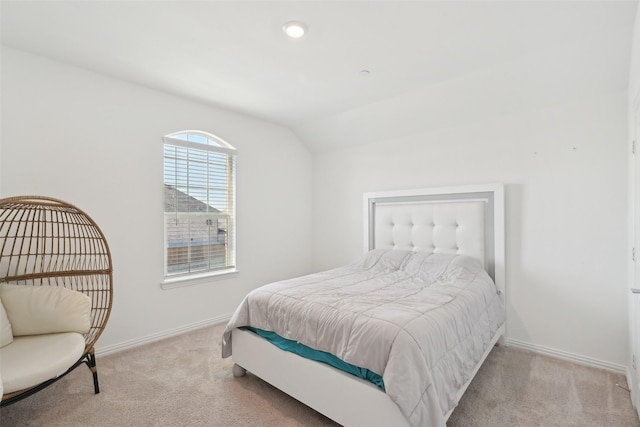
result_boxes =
[0,297,13,347]
[356,249,413,271]
[400,252,486,285]
[0,284,91,336]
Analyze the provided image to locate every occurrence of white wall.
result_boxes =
[0,47,314,352]
[313,91,629,370]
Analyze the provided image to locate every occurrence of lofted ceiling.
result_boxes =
[1,1,637,152]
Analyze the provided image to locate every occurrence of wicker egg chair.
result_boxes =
[0,196,113,406]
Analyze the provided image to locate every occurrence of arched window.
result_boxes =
[162,130,236,283]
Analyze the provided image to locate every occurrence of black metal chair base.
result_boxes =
[0,351,100,407]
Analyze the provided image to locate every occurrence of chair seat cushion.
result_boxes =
[0,332,85,394]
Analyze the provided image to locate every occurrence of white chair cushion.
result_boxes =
[0,332,86,394]
[0,297,13,347]
[0,284,91,336]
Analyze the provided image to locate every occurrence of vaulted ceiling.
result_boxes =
[1,1,637,152]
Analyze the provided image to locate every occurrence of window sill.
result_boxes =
[161,268,239,290]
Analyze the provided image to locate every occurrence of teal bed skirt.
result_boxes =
[246,327,385,391]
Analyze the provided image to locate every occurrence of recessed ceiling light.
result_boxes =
[283,21,308,38]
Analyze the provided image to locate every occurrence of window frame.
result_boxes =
[161,130,237,289]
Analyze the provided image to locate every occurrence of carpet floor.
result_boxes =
[2,323,639,426]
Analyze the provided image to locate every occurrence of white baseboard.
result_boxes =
[95,314,232,357]
[505,338,627,374]
[93,320,628,376]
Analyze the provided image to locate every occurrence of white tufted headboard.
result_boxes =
[363,184,505,293]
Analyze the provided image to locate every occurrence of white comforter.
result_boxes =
[222,249,504,427]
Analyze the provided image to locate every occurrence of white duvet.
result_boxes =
[222,249,504,427]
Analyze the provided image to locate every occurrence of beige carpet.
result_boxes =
[2,323,639,427]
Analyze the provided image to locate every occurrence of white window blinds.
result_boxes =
[163,131,236,279]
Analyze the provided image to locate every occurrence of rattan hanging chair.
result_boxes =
[0,196,113,406]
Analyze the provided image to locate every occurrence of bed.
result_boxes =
[222,184,505,427]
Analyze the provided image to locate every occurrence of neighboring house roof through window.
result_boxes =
[164,184,221,213]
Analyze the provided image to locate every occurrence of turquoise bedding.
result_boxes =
[246,327,385,391]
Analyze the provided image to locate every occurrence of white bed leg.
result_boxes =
[233,363,247,378]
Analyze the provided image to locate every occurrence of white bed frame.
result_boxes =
[231,184,505,426]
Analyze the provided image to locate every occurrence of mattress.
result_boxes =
[222,249,505,427]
